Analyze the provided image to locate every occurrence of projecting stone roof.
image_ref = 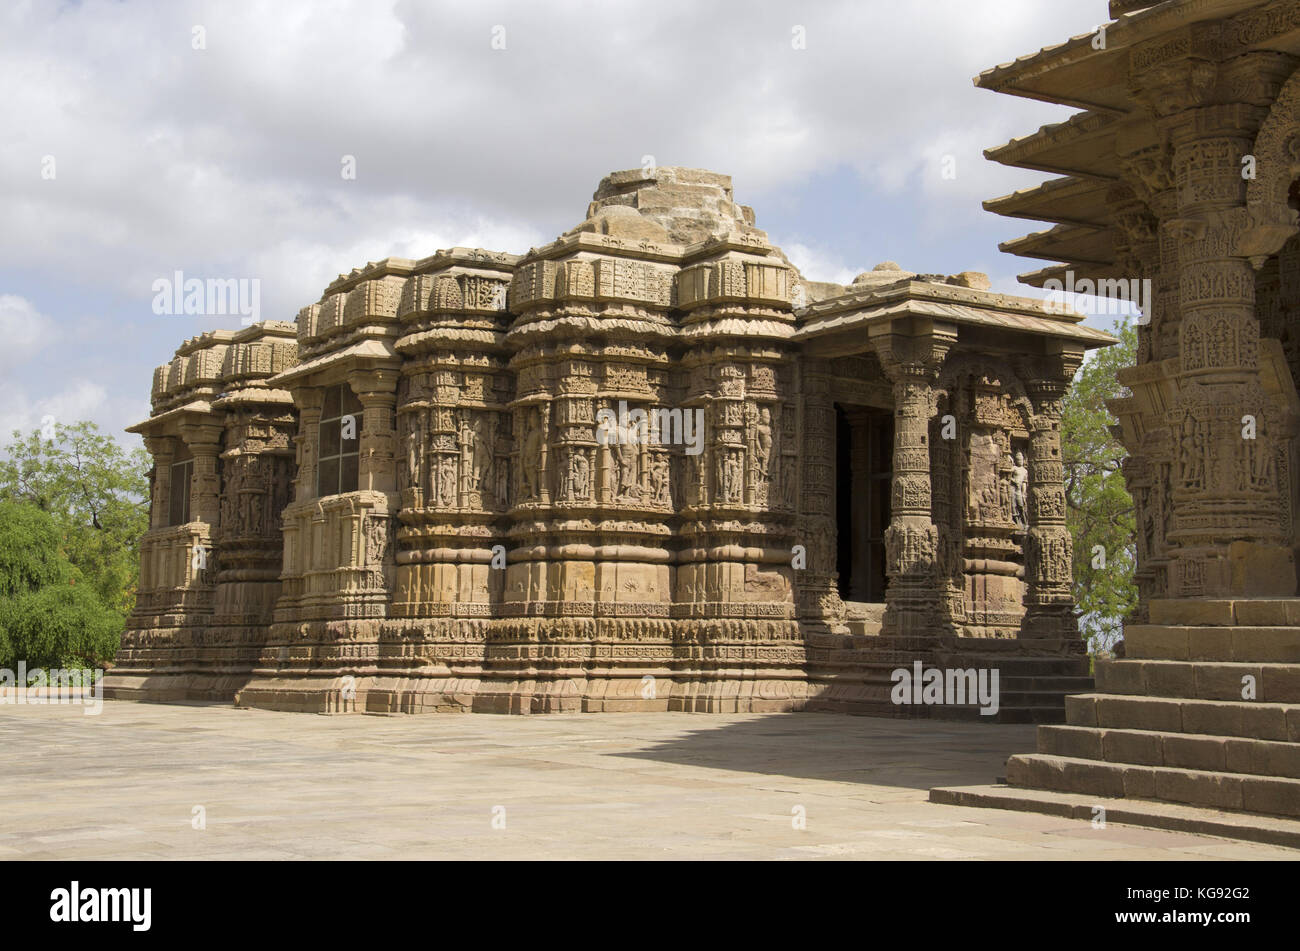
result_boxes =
[975,0,1300,289]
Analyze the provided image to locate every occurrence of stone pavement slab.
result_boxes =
[0,702,1294,860]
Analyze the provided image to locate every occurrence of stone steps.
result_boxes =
[1125,623,1300,663]
[1004,753,1300,820]
[1149,598,1300,627]
[1037,724,1300,779]
[1096,658,1300,702]
[930,704,1063,724]
[929,784,1300,850]
[932,602,1300,842]
[1002,675,1095,692]
[1065,692,1300,741]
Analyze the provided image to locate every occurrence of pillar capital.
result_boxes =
[348,367,400,398]
[870,323,956,384]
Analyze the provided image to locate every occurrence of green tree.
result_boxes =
[0,420,150,614]
[0,584,123,670]
[0,500,69,598]
[1062,318,1139,653]
[0,501,73,668]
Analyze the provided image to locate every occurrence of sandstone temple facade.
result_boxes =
[932,0,1300,840]
[106,167,1112,719]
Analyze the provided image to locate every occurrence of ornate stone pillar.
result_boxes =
[180,421,223,526]
[1022,357,1081,645]
[292,387,323,502]
[351,369,399,493]
[143,435,174,529]
[795,362,843,632]
[872,326,954,636]
[1166,105,1293,597]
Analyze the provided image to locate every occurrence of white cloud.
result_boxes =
[0,0,1112,438]
[778,242,860,285]
[0,295,58,370]
[0,377,146,445]
[0,0,1099,305]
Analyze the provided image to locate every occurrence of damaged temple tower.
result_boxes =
[106,167,1112,719]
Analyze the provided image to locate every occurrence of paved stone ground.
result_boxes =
[1,701,1294,860]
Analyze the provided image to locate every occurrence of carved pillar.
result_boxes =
[180,422,223,526]
[292,387,323,502]
[795,362,843,631]
[143,435,174,529]
[1022,359,1080,645]
[873,326,954,636]
[351,369,399,494]
[1166,106,1293,597]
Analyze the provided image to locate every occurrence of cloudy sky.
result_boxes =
[0,0,1115,446]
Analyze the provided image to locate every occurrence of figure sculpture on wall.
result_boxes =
[572,451,590,500]
[472,417,493,491]
[1011,450,1029,530]
[495,457,510,508]
[615,433,640,499]
[460,417,476,489]
[723,450,743,502]
[521,408,545,500]
[999,453,1013,521]
[407,415,423,490]
[650,453,670,504]
[439,457,457,507]
[752,405,773,485]
[781,455,797,506]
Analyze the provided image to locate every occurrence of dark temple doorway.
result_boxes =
[835,404,893,603]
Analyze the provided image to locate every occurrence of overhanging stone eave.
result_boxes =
[974,0,1261,102]
[984,177,1114,227]
[269,338,399,388]
[793,297,1115,350]
[999,223,1116,265]
[126,400,216,436]
[1016,262,1128,290]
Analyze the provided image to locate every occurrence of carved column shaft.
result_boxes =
[873,327,952,636]
[351,370,399,494]
[143,435,174,529]
[1167,110,1292,597]
[795,365,842,630]
[180,423,223,527]
[1023,373,1077,644]
[293,388,323,501]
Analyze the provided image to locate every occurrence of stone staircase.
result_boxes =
[931,598,1300,847]
[807,603,1094,722]
[931,657,1093,724]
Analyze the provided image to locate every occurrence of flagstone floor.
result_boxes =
[1,701,1294,860]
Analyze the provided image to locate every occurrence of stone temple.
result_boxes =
[105,166,1113,719]
[932,0,1300,839]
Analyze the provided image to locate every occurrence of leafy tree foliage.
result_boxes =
[1061,319,1139,653]
[0,500,69,598]
[0,420,149,614]
[0,584,122,670]
[0,421,149,667]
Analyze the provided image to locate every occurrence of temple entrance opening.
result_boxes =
[835,403,892,606]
